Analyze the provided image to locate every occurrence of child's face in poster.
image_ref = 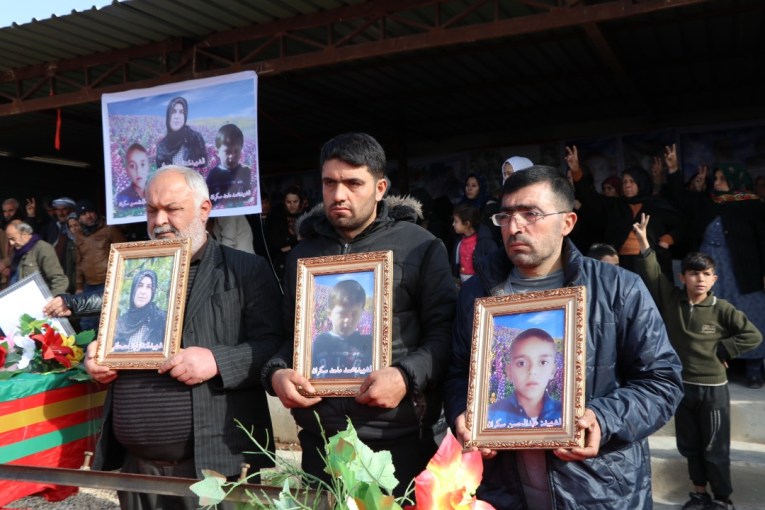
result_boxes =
[127,150,150,188]
[330,303,363,337]
[506,336,556,402]
[217,142,242,169]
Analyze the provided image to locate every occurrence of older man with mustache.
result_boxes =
[44,166,283,510]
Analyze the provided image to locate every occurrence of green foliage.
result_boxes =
[190,416,411,510]
[193,470,228,507]
[19,313,49,335]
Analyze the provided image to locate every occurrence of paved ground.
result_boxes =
[7,488,118,509]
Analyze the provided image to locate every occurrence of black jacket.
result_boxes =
[72,239,284,478]
[445,240,683,509]
[667,171,765,294]
[262,196,457,440]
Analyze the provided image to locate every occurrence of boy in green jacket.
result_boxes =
[633,213,762,510]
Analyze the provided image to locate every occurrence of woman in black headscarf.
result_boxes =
[569,153,683,278]
[155,96,208,169]
[113,269,167,352]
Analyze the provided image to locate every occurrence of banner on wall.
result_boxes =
[101,71,260,225]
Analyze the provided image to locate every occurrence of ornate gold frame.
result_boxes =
[293,250,393,397]
[95,238,191,369]
[465,286,587,450]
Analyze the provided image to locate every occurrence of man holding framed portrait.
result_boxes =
[261,132,456,497]
[45,166,283,510]
[444,165,683,509]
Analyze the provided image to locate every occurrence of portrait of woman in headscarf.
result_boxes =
[112,269,167,353]
[155,96,208,169]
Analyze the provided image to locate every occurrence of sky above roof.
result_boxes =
[0,1,115,28]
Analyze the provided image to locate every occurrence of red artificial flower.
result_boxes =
[0,341,7,367]
[31,324,74,368]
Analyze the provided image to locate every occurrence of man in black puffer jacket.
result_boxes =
[261,133,456,496]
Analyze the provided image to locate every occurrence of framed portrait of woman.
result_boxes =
[293,250,393,397]
[95,238,192,369]
[465,286,587,450]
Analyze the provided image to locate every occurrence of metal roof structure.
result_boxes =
[0,0,763,179]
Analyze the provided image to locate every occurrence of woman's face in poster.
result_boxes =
[169,102,185,132]
[133,276,154,308]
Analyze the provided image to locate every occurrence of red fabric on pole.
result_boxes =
[0,436,95,506]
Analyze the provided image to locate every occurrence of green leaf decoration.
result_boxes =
[67,367,92,381]
[190,469,227,506]
[326,420,398,495]
[271,480,306,510]
[4,351,21,365]
[353,483,405,510]
[19,313,48,335]
[75,330,96,346]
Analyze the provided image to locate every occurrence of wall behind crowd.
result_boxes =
[2,159,103,210]
[259,120,765,208]
[4,120,765,213]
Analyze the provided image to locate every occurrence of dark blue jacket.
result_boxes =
[445,239,683,509]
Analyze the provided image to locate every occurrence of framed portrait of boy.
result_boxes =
[293,250,393,397]
[465,286,587,450]
[95,238,192,369]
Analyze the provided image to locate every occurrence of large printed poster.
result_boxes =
[101,71,260,225]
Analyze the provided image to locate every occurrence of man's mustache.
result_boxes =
[152,226,180,237]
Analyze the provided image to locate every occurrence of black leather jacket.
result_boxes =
[61,291,103,316]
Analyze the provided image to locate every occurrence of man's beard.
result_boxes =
[149,216,207,253]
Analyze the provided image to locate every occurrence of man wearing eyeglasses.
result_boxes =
[444,165,683,510]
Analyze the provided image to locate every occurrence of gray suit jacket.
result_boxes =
[95,238,284,477]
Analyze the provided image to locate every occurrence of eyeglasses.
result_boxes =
[490,210,568,227]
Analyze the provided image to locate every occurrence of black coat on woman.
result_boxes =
[666,169,765,294]
[574,166,683,278]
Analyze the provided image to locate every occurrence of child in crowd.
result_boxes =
[633,213,762,510]
[311,279,372,379]
[586,242,620,265]
[451,203,496,283]
[205,124,252,207]
[487,328,562,429]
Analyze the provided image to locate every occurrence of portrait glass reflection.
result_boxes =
[111,259,171,354]
[310,271,375,380]
[486,309,565,430]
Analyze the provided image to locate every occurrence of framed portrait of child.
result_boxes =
[293,250,393,397]
[464,286,587,450]
[94,238,192,369]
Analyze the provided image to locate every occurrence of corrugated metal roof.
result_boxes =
[0,0,763,175]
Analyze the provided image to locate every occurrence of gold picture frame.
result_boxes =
[465,286,587,450]
[95,238,192,369]
[293,250,393,397]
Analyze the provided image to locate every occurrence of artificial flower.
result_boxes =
[405,432,494,510]
[61,334,84,365]
[31,325,74,368]
[1,315,94,378]
[0,341,7,367]
[15,334,37,370]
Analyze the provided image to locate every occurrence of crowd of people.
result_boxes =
[1,133,764,510]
